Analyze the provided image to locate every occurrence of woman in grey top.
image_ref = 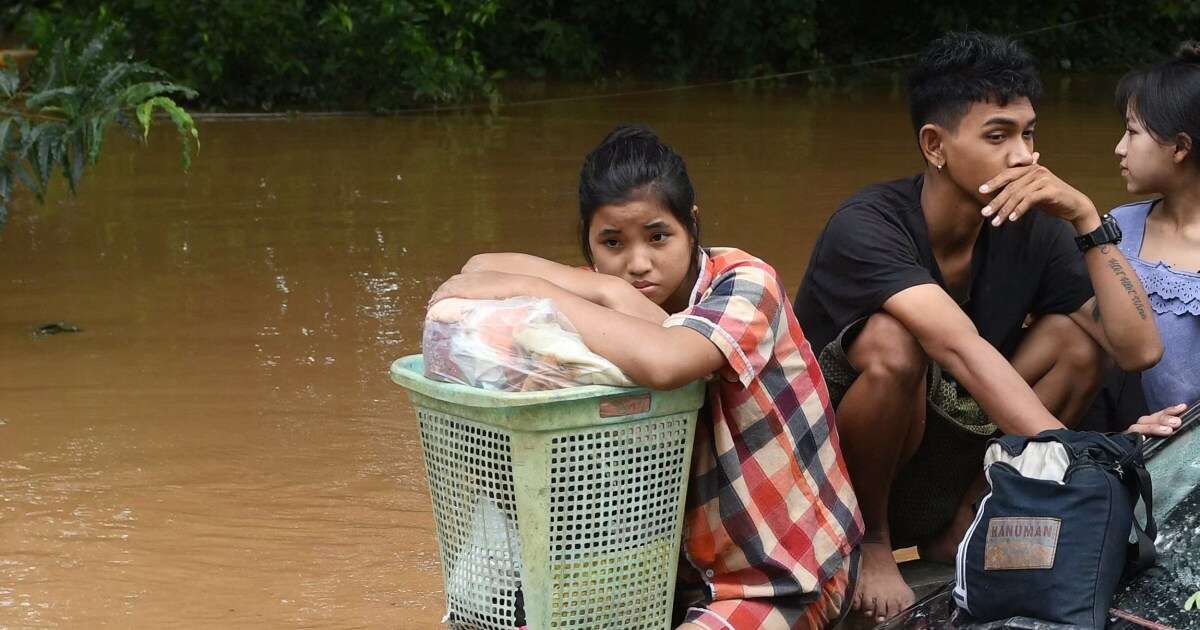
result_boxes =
[1111,42,1200,412]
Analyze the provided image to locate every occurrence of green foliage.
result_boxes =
[481,1,819,82]
[7,1,1200,112]
[810,0,1198,73]
[0,27,198,227]
[314,0,502,109]
[485,0,1200,82]
[12,0,502,111]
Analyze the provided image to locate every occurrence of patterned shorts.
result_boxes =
[817,318,997,548]
[677,547,860,630]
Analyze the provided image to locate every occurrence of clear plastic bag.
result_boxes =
[423,297,635,391]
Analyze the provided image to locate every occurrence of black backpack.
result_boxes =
[953,430,1156,629]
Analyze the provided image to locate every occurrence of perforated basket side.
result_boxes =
[544,413,695,628]
[416,408,524,630]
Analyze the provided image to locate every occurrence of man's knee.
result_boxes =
[848,312,928,384]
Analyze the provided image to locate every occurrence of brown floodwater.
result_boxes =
[0,77,1144,628]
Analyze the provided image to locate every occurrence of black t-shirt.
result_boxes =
[794,175,1094,358]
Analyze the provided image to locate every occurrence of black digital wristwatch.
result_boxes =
[1075,213,1123,252]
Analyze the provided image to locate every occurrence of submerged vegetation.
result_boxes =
[4,1,1200,113]
[0,28,198,226]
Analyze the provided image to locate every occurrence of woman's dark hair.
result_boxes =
[1116,41,1200,166]
[908,32,1043,134]
[577,124,699,266]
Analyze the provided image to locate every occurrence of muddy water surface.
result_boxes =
[0,78,1141,628]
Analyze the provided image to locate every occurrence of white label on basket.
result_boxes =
[599,393,651,417]
[984,516,1061,570]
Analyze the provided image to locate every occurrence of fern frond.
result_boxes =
[25,86,80,110]
[136,96,198,169]
[0,66,19,100]
[0,26,199,225]
[95,62,165,94]
[120,81,198,107]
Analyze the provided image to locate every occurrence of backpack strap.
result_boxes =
[1125,462,1158,577]
[1093,433,1158,578]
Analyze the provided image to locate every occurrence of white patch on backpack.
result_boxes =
[983,517,1061,570]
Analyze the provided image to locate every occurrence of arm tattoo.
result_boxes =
[1105,257,1148,320]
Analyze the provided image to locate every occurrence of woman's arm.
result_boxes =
[430,271,724,389]
[1067,241,1164,372]
[461,253,668,323]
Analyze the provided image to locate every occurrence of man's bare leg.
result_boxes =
[918,314,1105,563]
[838,313,929,623]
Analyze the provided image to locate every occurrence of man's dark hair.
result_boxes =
[1116,41,1200,167]
[908,32,1043,134]
[577,124,699,266]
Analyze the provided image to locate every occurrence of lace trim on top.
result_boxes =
[1134,260,1200,316]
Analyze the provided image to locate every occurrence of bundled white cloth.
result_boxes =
[423,297,634,391]
[444,496,523,626]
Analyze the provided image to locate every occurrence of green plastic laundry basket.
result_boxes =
[391,355,705,630]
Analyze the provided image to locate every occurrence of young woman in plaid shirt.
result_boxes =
[431,125,863,629]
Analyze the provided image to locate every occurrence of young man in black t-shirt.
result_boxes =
[794,32,1181,623]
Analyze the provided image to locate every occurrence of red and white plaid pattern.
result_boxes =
[683,548,856,629]
[665,248,863,626]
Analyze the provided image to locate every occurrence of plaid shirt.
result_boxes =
[664,248,863,609]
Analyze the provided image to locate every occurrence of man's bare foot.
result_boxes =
[853,541,915,623]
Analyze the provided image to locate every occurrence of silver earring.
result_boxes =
[936,162,944,172]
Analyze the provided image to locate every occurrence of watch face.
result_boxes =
[1106,215,1123,238]
[1101,214,1123,243]
[1076,214,1122,252]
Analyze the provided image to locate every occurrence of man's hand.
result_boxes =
[428,271,542,306]
[1126,403,1187,437]
[978,153,1100,232]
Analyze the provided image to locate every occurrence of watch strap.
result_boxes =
[1075,214,1123,252]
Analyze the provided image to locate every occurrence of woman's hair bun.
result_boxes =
[1176,41,1200,63]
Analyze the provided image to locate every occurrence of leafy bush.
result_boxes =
[314,1,502,109]
[480,0,818,81]
[6,1,1200,111]
[811,0,1198,73]
[11,0,502,111]
[0,27,198,226]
